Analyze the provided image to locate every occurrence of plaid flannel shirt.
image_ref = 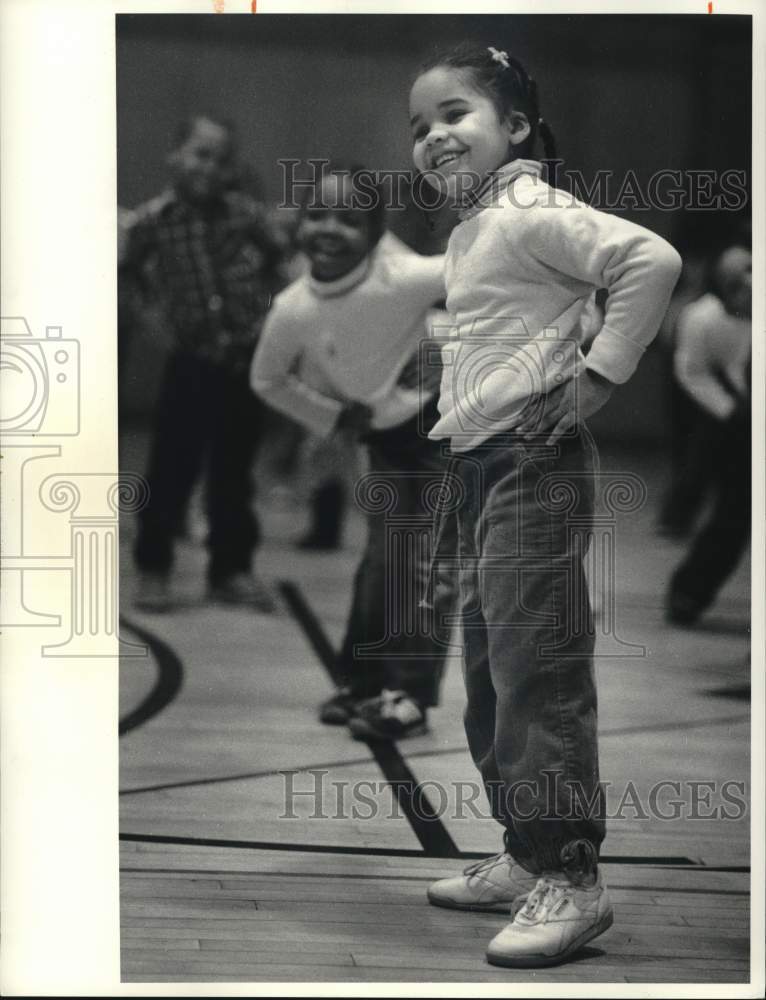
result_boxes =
[121,187,284,372]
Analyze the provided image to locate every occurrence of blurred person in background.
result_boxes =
[120,114,285,612]
[655,252,711,538]
[252,166,456,741]
[666,241,752,625]
[654,213,747,539]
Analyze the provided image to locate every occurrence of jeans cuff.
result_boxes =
[506,832,599,877]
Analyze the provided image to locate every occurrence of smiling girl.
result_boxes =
[408,43,682,968]
[251,166,457,741]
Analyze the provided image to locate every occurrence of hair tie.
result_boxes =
[488,46,510,70]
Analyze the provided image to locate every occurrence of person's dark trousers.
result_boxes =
[134,349,263,585]
[300,478,347,548]
[669,409,751,613]
[452,428,605,874]
[336,406,457,709]
[659,380,721,532]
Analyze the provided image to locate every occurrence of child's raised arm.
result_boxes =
[118,195,170,276]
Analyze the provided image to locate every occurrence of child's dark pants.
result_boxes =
[452,428,605,873]
[134,350,263,585]
[669,407,750,612]
[336,408,457,708]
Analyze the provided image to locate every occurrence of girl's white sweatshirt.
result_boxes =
[433,159,683,451]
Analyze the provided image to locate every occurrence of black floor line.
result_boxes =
[279,581,345,687]
[599,714,750,739]
[119,753,388,797]
[120,832,452,859]
[278,579,461,859]
[119,864,750,882]
[118,832,750,875]
[119,711,751,798]
[119,615,184,736]
[119,586,750,876]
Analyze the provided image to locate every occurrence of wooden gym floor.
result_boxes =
[119,435,751,985]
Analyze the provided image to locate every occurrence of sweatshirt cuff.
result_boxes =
[585,325,646,385]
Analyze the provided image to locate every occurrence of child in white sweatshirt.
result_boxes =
[409,43,682,967]
[251,167,456,740]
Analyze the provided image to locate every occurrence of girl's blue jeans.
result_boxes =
[450,426,606,873]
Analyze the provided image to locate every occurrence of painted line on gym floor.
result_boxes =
[278,578,461,859]
[117,832,750,874]
[119,863,750,883]
[119,615,184,736]
[120,711,751,797]
[119,752,397,796]
[279,580,345,686]
[117,592,750,874]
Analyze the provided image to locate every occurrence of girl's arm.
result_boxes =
[384,247,446,316]
[523,203,683,384]
[250,305,344,437]
[514,203,682,443]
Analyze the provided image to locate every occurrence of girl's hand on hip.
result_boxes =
[517,369,615,445]
[336,401,373,435]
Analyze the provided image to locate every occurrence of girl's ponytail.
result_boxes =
[537,118,559,188]
[525,75,558,188]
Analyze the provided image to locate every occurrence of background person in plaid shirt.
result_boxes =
[119,114,285,612]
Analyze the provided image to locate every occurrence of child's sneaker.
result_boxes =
[486,870,614,968]
[134,572,174,613]
[319,687,361,725]
[347,689,427,741]
[427,852,539,912]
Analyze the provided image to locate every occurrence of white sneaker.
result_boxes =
[486,870,614,967]
[427,853,539,912]
[347,690,428,741]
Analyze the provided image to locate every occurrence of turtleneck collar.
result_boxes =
[307,253,371,298]
[457,158,543,222]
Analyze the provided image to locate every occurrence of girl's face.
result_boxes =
[410,67,521,201]
[298,175,374,281]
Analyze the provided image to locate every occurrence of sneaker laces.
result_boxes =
[461,851,508,878]
[518,876,570,922]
